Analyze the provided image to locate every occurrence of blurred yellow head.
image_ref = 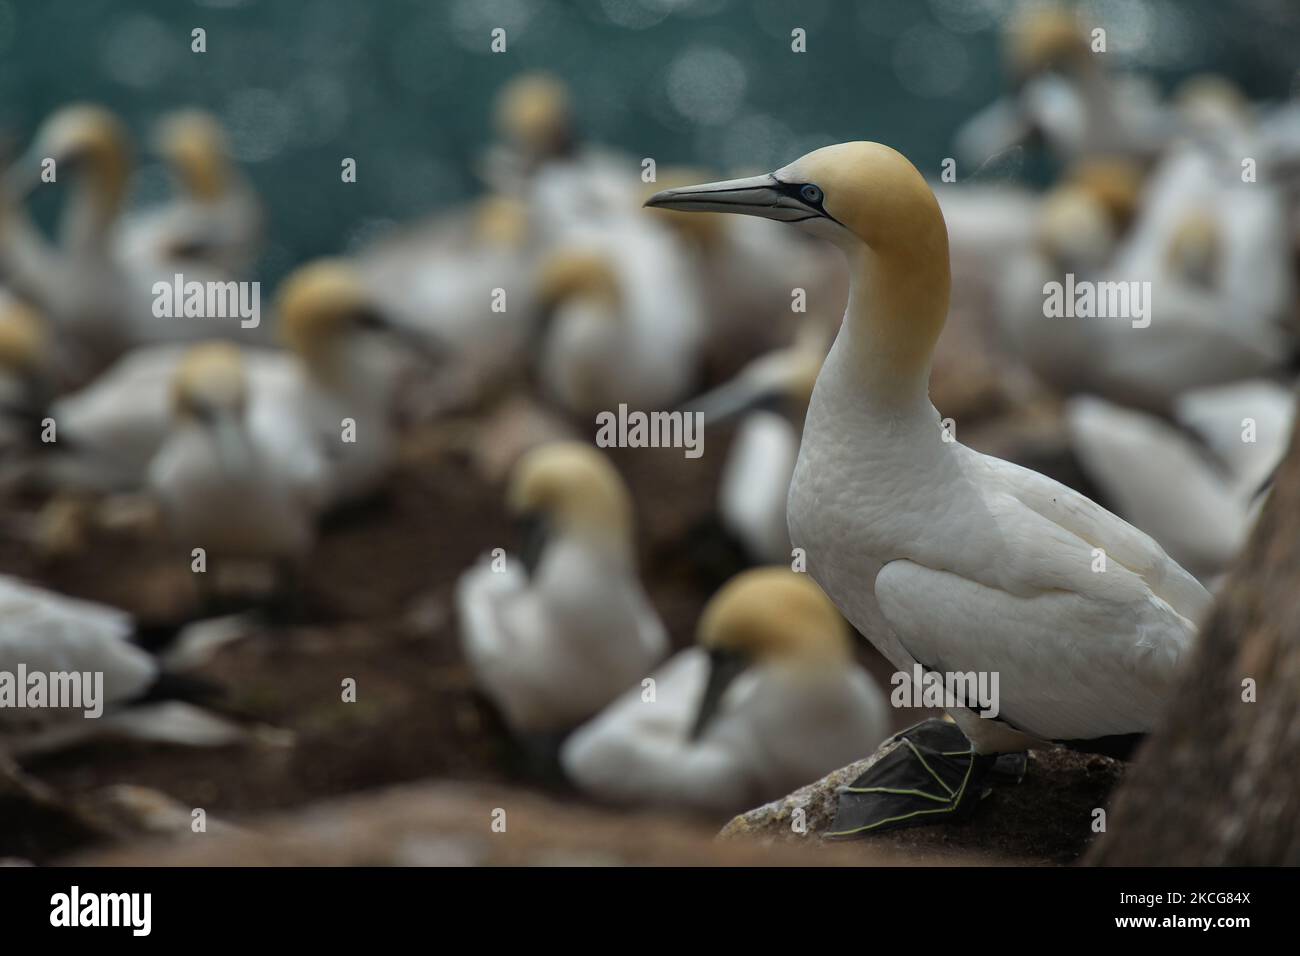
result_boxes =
[155,110,231,202]
[494,72,573,158]
[698,568,850,668]
[535,250,622,312]
[172,342,248,420]
[1038,183,1115,269]
[0,298,47,374]
[1007,5,1090,79]
[1066,158,1144,232]
[507,441,633,551]
[275,259,373,362]
[34,104,132,211]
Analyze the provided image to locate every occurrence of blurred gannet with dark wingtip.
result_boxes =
[561,568,887,815]
[456,441,666,736]
[647,141,1211,827]
[0,574,242,755]
[684,324,828,564]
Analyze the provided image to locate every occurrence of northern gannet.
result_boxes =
[561,568,888,815]
[0,293,56,450]
[117,110,263,277]
[25,260,434,504]
[956,5,1169,166]
[1066,381,1294,581]
[146,343,327,598]
[534,247,703,418]
[648,142,1211,827]
[1,105,259,367]
[0,575,240,755]
[455,441,667,736]
[685,324,828,564]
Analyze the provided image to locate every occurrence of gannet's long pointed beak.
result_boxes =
[689,647,749,741]
[4,148,46,202]
[645,173,821,223]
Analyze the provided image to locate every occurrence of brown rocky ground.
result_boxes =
[0,328,1123,865]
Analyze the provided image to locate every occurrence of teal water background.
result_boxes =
[1,0,1296,282]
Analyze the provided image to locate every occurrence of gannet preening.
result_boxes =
[147,343,326,599]
[535,247,703,418]
[455,441,667,736]
[648,142,1212,830]
[561,568,888,815]
[684,324,828,564]
[0,575,241,755]
[118,110,262,276]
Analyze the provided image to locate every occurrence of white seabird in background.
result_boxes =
[562,568,888,815]
[456,441,666,736]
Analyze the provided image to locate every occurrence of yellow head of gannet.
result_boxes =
[507,441,633,567]
[171,342,248,421]
[1065,157,1144,233]
[1166,210,1220,287]
[1006,4,1090,80]
[1174,74,1252,135]
[646,142,951,376]
[154,110,231,202]
[691,568,849,738]
[276,259,440,372]
[494,72,573,160]
[17,104,132,213]
[1037,183,1115,271]
[535,250,622,313]
[0,298,48,376]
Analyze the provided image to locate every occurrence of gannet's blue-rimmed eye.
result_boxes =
[800,184,823,204]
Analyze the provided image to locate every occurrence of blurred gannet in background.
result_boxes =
[456,441,666,736]
[25,260,435,503]
[147,343,326,597]
[117,110,262,277]
[685,324,828,564]
[562,568,888,815]
[0,292,57,450]
[1066,381,1294,581]
[998,163,1291,413]
[535,247,703,418]
[0,575,241,755]
[956,5,1168,167]
[648,142,1211,828]
[358,195,539,402]
[484,73,639,239]
[0,105,259,370]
